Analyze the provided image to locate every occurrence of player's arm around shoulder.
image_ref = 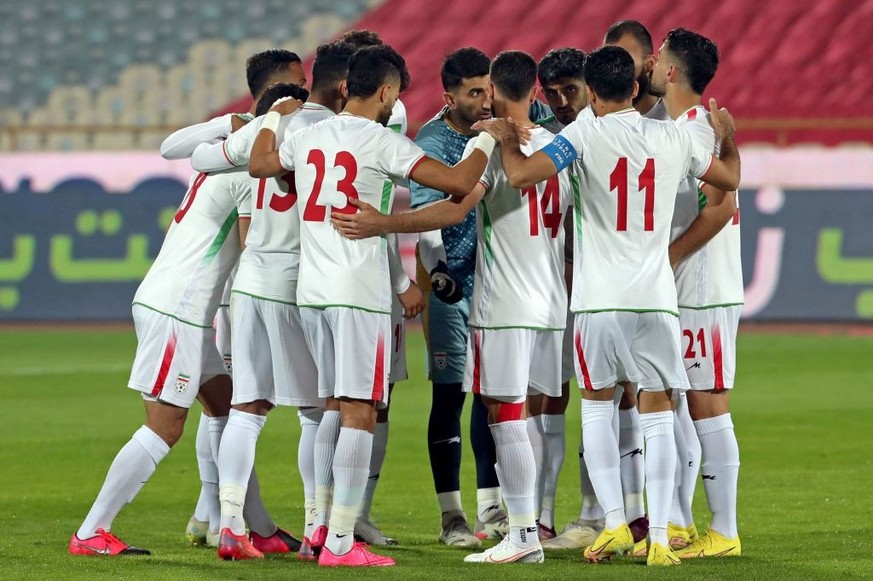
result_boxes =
[474,118,566,188]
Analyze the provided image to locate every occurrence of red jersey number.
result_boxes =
[303,149,360,221]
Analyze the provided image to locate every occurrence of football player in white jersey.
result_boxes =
[190,41,364,560]
[651,28,743,559]
[158,49,306,549]
[331,50,574,565]
[604,20,668,121]
[472,46,740,566]
[247,44,495,567]
[532,47,604,551]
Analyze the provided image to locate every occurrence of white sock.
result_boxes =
[476,486,501,521]
[581,399,625,529]
[206,415,228,463]
[618,407,645,522]
[491,420,538,549]
[696,414,740,538]
[578,436,604,521]
[297,408,322,538]
[676,395,701,527]
[314,410,341,528]
[438,490,464,515]
[325,427,373,556]
[526,415,545,523]
[217,409,265,535]
[360,420,389,522]
[77,426,169,539]
[640,410,676,546]
[540,413,565,530]
[193,413,213,523]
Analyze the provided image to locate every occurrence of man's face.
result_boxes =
[446,75,492,125]
[270,61,307,89]
[607,34,652,103]
[649,42,672,98]
[542,77,587,125]
[377,82,400,126]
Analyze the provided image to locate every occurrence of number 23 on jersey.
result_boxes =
[303,149,360,222]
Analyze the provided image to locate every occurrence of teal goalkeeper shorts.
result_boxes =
[426,292,470,385]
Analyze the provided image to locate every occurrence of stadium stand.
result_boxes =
[215,0,873,147]
[0,0,376,150]
[2,0,871,149]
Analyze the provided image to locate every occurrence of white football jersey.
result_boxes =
[134,170,247,326]
[550,108,714,314]
[671,105,743,307]
[281,113,426,313]
[643,98,670,121]
[464,127,572,329]
[387,99,408,135]
[232,104,336,303]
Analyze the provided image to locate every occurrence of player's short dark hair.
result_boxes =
[663,28,720,95]
[254,83,309,116]
[311,41,356,93]
[604,19,654,55]
[246,49,302,98]
[346,44,410,98]
[441,47,491,91]
[341,29,382,49]
[490,50,537,102]
[538,47,587,86]
[584,46,635,101]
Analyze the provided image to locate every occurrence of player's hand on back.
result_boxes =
[331,198,386,239]
[270,97,304,116]
[471,118,531,145]
[397,281,425,319]
[230,114,250,133]
[430,260,463,304]
[707,98,735,142]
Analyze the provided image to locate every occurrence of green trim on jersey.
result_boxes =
[205,209,239,264]
[697,185,708,211]
[380,180,392,214]
[479,201,494,263]
[387,123,402,133]
[297,303,391,315]
[471,324,566,331]
[131,302,213,328]
[571,173,582,241]
[678,302,745,311]
[535,114,557,126]
[572,307,680,317]
[230,289,297,306]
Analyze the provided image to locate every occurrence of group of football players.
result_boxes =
[69,20,743,568]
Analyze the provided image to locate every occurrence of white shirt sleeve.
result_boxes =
[461,139,494,191]
[378,129,427,181]
[681,125,716,179]
[229,174,253,216]
[419,229,448,272]
[387,233,411,294]
[160,114,234,160]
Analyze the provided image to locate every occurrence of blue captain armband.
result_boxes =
[540,135,577,171]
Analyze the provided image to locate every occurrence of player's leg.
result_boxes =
[462,328,547,564]
[669,392,700,548]
[678,306,741,558]
[426,295,479,546]
[616,382,647,550]
[525,394,546,535]
[633,312,691,566]
[187,411,216,545]
[356,300,406,546]
[71,307,215,556]
[299,306,340,556]
[318,308,395,567]
[537,383,569,539]
[575,312,636,563]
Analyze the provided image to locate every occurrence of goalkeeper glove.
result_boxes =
[430,261,463,304]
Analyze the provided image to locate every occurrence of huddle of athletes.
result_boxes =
[69,20,743,568]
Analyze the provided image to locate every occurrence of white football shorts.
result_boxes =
[230,293,321,408]
[573,311,689,392]
[389,294,408,384]
[678,305,741,391]
[214,304,233,376]
[463,327,563,402]
[299,306,391,406]
[128,304,227,408]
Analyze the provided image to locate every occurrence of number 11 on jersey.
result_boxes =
[610,157,655,232]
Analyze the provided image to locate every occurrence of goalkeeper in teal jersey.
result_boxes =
[410,47,551,545]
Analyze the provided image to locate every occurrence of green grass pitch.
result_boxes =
[1,327,872,580]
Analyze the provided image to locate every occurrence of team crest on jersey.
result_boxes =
[175,374,190,394]
[223,355,233,375]
[434,351,448,370]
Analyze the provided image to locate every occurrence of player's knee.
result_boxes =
[487,399,525,423]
